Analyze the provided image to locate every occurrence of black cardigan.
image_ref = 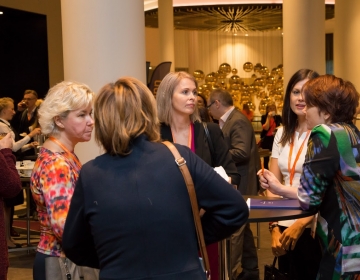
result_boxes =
[160,122,240,186]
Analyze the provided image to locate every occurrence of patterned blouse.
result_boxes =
[298,123,360,279]
[30,147,81,256]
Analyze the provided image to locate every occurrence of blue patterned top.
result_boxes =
[298,123,360,279]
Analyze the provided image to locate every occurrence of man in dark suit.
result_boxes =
[208,89,260,280]
[12,89,39,136]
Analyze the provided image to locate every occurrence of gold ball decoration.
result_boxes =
[241,84,249,91]
[193,70,205,81]
[229,75,241,85]
[251,73,257,79]
[274,93,283,102]
[266,84,275,92]
[276,76,284,88]
[243,62,254,72]
[259,90,267,99]
[231,92,240,103]
[205,72,217,84]
[260,66,269,76]
[231,68,238,75]
[248,85,255,95]
[254,63,263,74]
[246,101,255,111]
[271,68,278,76]
[266,75,276,85]
[254,78,266,88]
[268,90,276,97]
[219,79,227,89]
[259,103,267,115]
[219,63,232,75]
[230,83,241,90]
[277,102,284,111]
[211,84,220,90]
[202,83,210,90]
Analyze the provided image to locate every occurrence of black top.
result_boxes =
[160,122,240,186]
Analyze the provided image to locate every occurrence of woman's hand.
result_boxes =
[30,141,39,148]
[257,169,283,195]
[271,227,287,256]
[279,216,314,251]
[257,169,299,199]
[279,221,305,251]
[28,127,41,138]
[0,133,13,150]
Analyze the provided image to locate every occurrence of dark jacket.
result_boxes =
[160,122,240,186]
[63,135,248,280]
[221,109,261,195]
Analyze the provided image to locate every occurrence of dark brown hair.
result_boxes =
[279,69,319,145]
[302,74,359,123]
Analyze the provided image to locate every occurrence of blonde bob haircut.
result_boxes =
[38,81,94,136]
[0,97,14,114]
[94,76,160,156]
[156,71,201,125]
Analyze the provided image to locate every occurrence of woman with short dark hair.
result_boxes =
[298,75,360,279]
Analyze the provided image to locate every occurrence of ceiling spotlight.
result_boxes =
[245,34,249,36]
[0,11,3,14]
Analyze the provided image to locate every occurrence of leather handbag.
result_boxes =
[264,257,291,280]
[162,141,211,280]
[45,256,99,280]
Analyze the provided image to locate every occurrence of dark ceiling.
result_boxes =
[145,4,335,32]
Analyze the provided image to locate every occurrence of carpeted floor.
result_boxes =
[13,220,40,232]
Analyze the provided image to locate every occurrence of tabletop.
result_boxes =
[244,195,317,223]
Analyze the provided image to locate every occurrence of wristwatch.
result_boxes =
[269,223,279,232]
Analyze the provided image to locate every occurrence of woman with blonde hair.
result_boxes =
[30,81,94,280]
[62,76,248,280]
[156,71,240,280]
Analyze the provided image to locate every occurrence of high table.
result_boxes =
[245,195,317,222]
[218,195,317,280]
[8,177,37,253]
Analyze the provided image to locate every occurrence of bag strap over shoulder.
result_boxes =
[162,141,211,280]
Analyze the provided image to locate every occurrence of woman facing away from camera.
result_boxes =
[156,71,240,280]
[258,69,322,279]
[0,133,22,280]
[0,97,41,249]
[62,77,248,280]
[30,81,94,280]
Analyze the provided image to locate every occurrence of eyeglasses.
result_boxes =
[206,100,217,109]
[23,98,35,101]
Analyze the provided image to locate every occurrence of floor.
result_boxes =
[7,216,274,280]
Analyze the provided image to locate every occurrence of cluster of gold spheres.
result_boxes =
[194,62,284,115]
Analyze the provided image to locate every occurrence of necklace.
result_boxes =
[288,130,311,186]
[49,136,82,169]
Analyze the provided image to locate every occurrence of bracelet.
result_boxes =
[269,223,279,232]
